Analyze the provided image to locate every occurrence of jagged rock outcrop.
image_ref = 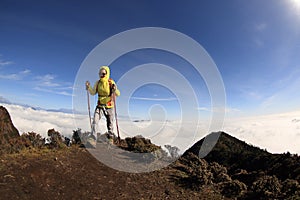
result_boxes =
[0,106,19,142]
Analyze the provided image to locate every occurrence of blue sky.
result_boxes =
[1,0,300,120]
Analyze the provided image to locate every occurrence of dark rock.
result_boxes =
[0,106,19,140]
[124,136,161,153]
[47,129,64,148]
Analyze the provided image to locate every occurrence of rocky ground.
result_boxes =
[1,105,299,199]
[0,147,225,200]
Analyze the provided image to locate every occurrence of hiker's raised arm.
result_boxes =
[86,81,98,95]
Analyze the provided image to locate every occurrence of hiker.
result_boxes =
[85,66,120,144]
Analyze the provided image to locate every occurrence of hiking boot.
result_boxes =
[86,137,96,148]
[96,132,102,142]
[107,131,116,145]
[108,138,114,145]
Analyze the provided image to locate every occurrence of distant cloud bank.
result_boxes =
[223,111,300,154]
[1,103,300,154]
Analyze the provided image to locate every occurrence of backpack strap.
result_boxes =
[108,78,113,96]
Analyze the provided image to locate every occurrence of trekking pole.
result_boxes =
[112,93,121,143]
[87,89,92,130]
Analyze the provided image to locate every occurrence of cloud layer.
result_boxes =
[223,111,300,154]
[2,103,300,154]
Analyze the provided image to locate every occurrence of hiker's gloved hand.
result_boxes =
[111,84,116,93]
[85,81,90,90]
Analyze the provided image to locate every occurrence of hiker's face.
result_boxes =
[99,69,107,78]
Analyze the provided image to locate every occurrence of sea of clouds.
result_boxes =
[2,103,300,154]
[223,111,300,154]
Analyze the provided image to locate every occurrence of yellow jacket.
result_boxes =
[88,66,120,108]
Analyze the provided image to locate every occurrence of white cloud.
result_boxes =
[0,69,31,80]
[33,74,73,96]
[224,107,241,113]
[260,72,300,112]
[0,57,18,81]
[57,91,73,96]
[0,60,14,67]
[248,91,263,100]
[196,107,210,111]
[255,22,267,32]
[223,110,300,154]
[253,38,264,47]
[213,107,241,113]
[35,74,60,87]
[0,74,18,80]
[130,96,178,101]
[33,86,73,96]
[197,106,241,113]
[0,56,72,97]
[252,23,267,47]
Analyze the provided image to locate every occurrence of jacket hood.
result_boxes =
[99,66,110,80]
